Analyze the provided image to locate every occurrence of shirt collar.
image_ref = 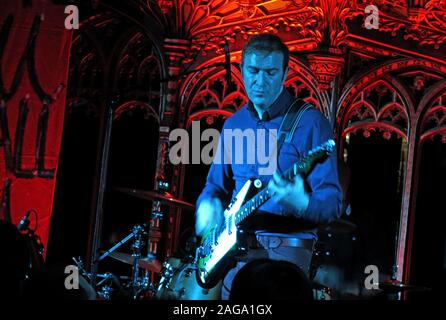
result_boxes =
[247,87,294,121]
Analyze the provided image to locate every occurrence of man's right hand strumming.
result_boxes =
[195,197,224,236]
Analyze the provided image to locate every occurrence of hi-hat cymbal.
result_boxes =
[107,251,162,273]
[319,218,357,234]
[114,187,195,211]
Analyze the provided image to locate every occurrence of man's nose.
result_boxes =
[254,71,267,85]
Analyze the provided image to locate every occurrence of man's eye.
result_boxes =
[268,71,277,76]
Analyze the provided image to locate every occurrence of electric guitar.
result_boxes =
[195,139,336,288]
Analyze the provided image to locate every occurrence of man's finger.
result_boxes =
[272,172,287,186]
[268,179,278,196]
[292,174,305,190]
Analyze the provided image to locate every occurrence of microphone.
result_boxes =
[17,209,32,232]
[224,39,232,88]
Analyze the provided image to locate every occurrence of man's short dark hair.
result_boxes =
[241,34,289,72]
[229,259,314,300]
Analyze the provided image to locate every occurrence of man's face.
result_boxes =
[242,50,288,110]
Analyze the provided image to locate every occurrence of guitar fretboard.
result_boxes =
[233,139,335,226]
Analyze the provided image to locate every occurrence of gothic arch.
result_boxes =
[72,26,107,69]
[109,28,151,87]
[108,28,163,113]
[180,53,327,127]
[336,58,446,282]
[417,79,446,143]
[339,78,410,141]
[70,29,106,89]
[113,100,160,124]
[82,9,167,118]
[98,1,166,57]
[337,58,446,130]
[180,60,247,127]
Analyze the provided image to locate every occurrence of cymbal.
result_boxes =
[378,281,431,293]
[107,251,162,273]
[114,187,195,211]
[319,218,357,234]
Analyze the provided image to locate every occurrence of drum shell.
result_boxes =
[156,258,221,300]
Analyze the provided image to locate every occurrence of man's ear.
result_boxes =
[282,66,289,82]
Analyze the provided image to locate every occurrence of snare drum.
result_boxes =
[155,258,221,300]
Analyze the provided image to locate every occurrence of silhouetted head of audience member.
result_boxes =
[22,263,97,300]
[229,259,314,300]
[0,219,30,297]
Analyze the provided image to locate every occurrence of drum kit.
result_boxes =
[71,186,430,301]
[72,185,214,300]
[83,185,341,300]
[1,184,431,300]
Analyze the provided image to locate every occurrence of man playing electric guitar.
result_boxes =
[195,34,343,300]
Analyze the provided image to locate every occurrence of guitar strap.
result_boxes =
[276,98,313,158]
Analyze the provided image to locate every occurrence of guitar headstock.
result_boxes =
[294,139,336,176]
[307,139,336,157]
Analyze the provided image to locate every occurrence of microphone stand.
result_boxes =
[17,210,44,276]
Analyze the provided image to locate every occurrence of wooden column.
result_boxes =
[306,49,345,125]
[148,38,190,259]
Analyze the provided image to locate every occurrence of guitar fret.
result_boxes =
[234,140,334,226]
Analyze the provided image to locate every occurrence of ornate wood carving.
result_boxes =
[420,93,446,142]
[114,32,162,108]
[306,53,345,91]
[339,59,446,124]
[341,80,409,139]
[355,0,446,49]
[181,55,326,125]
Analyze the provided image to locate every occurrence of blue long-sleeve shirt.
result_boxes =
[196,88,342,239]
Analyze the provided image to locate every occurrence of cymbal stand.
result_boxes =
[95,224,145,264]
[94,224,154,299]
[144,181,168,297]
[130,224,150,299]
[73,257,124,300]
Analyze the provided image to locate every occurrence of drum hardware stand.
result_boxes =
[95,224,146,264]
[94,272,124,300]
[157,262,175,294]
[93,224,155,299]
[97,275,113,300]
[72,256,90,280]
[110,180,197,299]
[146,180,169,292]
[156,261,198,298]
[151,209,164,220]
[73,257,124,300]
[131,225,144,292]
[147,181,168,253]
[129,224,154,299]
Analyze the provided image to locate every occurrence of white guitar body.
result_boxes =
[197,179,253,285]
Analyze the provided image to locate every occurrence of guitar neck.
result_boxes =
[234,140,334,226]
